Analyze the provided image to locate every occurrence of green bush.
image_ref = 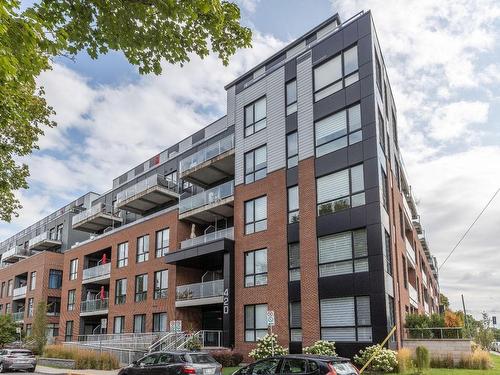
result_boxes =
[353,344,398,373]
[430,355,454,369]
[248,334,287,361]
[210,350,244,367]
[415,346,430,372]
[303,340,336,356]
[43,345,119,370]
[185,336,202,351]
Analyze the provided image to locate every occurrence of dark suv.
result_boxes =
[233,355,358,375]
[118,351,222,375]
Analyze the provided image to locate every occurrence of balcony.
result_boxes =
[422,272,428,288]
[412,216,423,235]
[179,135,235,187]
[405,190,418,220]
[12,286,27,300]
[80,298,109,316]
[178,181,234,223]
[2,246,28,263]
[12,311,24,322]
[116,174,180,214]
[419,233,430,256]
[181,227,234,250]
[405,238,416,268]
[82,263,111,284]
[72,202,123,233]
[409,285,418,308]
[28,231,62,251]
[176,279,224,307]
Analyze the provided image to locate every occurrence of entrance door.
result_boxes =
[202,308,222,347]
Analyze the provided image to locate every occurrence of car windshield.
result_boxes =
[331,362,358,374]
[182,354,217,364]
[10,351,32,357]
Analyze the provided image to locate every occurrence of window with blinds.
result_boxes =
[288,186,299,224]
[315,104,362,157]
[318,228,368,277]
[245,145,267,184]
[245,97,267,137]
[289,301,302,342]
[287,132,298,168]
[317,164,365,216]
[320,296,372,342]
[245,304,268,342]
[313,45,359,102]
[245,249,268,287]
[245,196,268,234]
[288,242,300,281]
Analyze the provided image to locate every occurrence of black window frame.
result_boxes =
[288,185,299,224]
[133,314,146,333]
[244,248,268,288]
[244,145,267,184]
[29,272,36,291]
[153,312,167,332]
[244,303,268,342]
[114,316,125,334]
[136,235,149,263]
[115,278,127,305]
[67,289,76,311]
[48,270,63,289]
[244,96,267,137]
[117,242,129,268]
[69,258,78,280]
[154,270,168,300]
[135,274,148,302]
[288,242,300,282]
[244,196,268,235]
[286,131,298,169]
[65,321,74,342]
[285,79,297,116]
[155,228,170,258]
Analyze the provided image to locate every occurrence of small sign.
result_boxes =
[493,316,497,325]
[267,311,275,326]
[16,327,21,334]
[170,320,182,333]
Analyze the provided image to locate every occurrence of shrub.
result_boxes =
[430,354,454,368]
[415,346,430,372]
[458,349,491,370]
[184,336,202,351]
[353,345,398,373]
[396,348,413,373]
[43,345,120,370]
[248,334,287,361]
[210,350,244,367]
[303,340,336,356]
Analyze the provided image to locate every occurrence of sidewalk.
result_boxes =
[36,365,119,375]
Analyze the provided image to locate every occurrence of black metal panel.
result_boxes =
[312,29,343,64]
[235,74,253,95]
[357,34,372,67]
[313,90,346,121]
[164,238,234,269]
[357,12,372,39]
[287,223,300,243]
[223,251,234,348]
[342,18,358,48]
[315,147,349,178]
[289,342,303,354]
[306,33,317,45]
[266,53,286,71]
[286,112,298,133]
[286,167,298,187]
[347,142,364,165]
[345,81,361,107]
[285,59,297,81]
[288,280,301,301]
[191,128,205,144]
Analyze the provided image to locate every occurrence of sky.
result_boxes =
[2,0,500,319]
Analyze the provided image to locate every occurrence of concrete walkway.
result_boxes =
[36,365,119,375]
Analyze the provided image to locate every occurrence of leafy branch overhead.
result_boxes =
[0,0,252,222]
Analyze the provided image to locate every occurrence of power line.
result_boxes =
[439,187,500,271]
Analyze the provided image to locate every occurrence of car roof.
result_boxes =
[265,354,351,362]
[150,351,210,355]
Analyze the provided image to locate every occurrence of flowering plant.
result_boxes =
[353,344,398,373]
[303,340,337,356]
[249,334,287,360]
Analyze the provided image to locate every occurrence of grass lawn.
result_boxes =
[423,354,500,375]
[222,367,241,375]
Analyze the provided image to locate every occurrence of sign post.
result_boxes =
[266,311,275,355]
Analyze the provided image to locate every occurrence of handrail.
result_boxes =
[179,181,234,214]
[180,227,234,249]
[179,135,234,173]
[116,174,178,204]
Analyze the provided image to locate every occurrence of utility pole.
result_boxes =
[462,294,469,338]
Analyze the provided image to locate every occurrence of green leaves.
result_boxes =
[0,0,251,222]
[0,314,17,348]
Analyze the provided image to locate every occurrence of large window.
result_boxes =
[244,304,268,341]
[28,298,34,317]
[318,229,368,277]
[135,274,148,302]
[56,224,63,240]
[289,301,302,342]
[378,110,386,152]
[154,270,168,299]
[65,321,74,342]
[313,45,358,102]
[48,270,62,289]
[245,196,267,234]
[315,104,361,157]
[245,145,267,184]
[117,242,128,268]
[153,312,167,332]
[288,186,299,224]
[320,296,372,342]
[155,229,170,258]
[136,235,149,263]
[47,296,61,316]
[286,80,297,116]
[316,164,365,216]
[69,259,78,280]
[67,290,76,311]
[244,97,267,137]
[30,272,36,291]
[288,242,301,281]
[7,280,12,296]
[134,314,146,333]
[114,316,125,334]
[381,169,389,211]
[115,278,127,305]
[287,131,298,168]
[244,249,267,287]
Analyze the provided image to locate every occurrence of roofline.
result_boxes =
[224,13,342,90]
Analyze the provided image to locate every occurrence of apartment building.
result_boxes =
[0,10,439,358]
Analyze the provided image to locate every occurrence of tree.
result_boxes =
[31,301,48,354]
[439,293,450,310]
[0,0,252,221]
[0,315,17,348]
[475,313,494,349]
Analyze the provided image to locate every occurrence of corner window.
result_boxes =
[69,259,78,280]
[318,229,368,277]
[315,104,361,158]
[244,304,268,341]
[115,278,127,305]
[320,296,372,342]
[67,290,76,311]
[136,235,149,263]
[288,242,300,281]
[313,45,359,102]
[117,242,128,268]
[135,274,148,302]
[287,131,298,168]
[245,196,267,235]
[154,270,168,299]
[155,229,170,258]
[288,186,299,224]
[245,145,267,184]
[286,80,297,116]
[317,164,365,216]
[244,249,268,287]
[244,97,267,137]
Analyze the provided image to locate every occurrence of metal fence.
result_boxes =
[404,327,466,339]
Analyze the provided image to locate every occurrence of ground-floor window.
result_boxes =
[114,316,125,334]
[134,314,146,333]
[153,312,167,332]
[289,301,302,342]
[244,304,268,342]
[320,296,372,342]
[46,323,59,341]
[65,321,73,341]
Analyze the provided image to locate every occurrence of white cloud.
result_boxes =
[235,0,261,14]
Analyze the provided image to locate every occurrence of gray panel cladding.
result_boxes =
[226,86,236,126]
[296,55,315,161]
[234,67,286,186]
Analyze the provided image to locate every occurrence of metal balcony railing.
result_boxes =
[72,202,118,227]
[176,280,224,301]
[12,311,25,322]
[404,327,465,340]
[80,298,109,314]
[116,175,178,205]
[13,286,27,299]
[179,181,234,214]
[180,227,234,249]
[179,135,234,173]
[83,263,111,281]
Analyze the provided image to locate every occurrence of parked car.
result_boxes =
[232,355,359,375]
[118,351,222,375]
[0,348,36,373]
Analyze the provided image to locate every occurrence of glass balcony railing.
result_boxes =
[180,228,234,249]
[176,279,224,301]
[405,238,416,265]
[409,285,418,304]
[72,202,118,227]
[116,174,178,205]
[12,311,25,322]
[180,135,234,173]
[80,298,109,314]
[82,263,111,281]
[2,246,28,261]
[13,286,27,298]
[28,231,61,249]
[179,181,234,214]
